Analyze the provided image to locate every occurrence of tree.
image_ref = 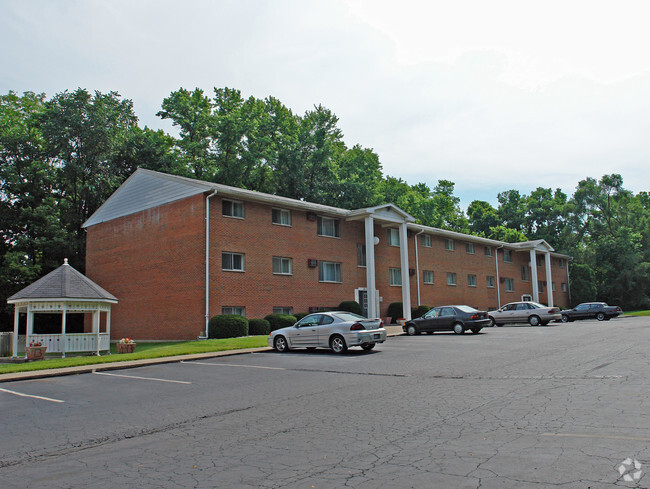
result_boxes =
[467,200,500,236]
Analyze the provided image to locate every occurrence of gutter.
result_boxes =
[203,189,218,338]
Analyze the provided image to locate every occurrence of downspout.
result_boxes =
[495,245,504,308]
[414,228,424,306]
[566,258,572,306]
[204,189,218,338]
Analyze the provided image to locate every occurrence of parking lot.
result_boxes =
[1,317,648,488]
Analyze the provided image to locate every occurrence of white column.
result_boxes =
[107,309,112,353]
[530,249,539,302]
[12,305,19,358]
[61,306,67,358]
[545,252,553,306]
[26,305,34,357]
[364,216,377,318]
[93,309,100,355]
[399,223,412,320]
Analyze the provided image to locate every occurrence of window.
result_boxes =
[558,258,565,267]
[389,268,402,286]
[357,243,366,267]
[272,208,291,226]
[273,306,293,315]
[317,216,340,238]
[318,261,341,282]
[445,239,455,251]
[421,234,432,247]
[484,246,493,257]
[423,270,434,284]
[536,256,542,267]
[486,276,495,288]
[446,272,457,286]
[504,278,514,292]
[222,306,245,316]
[467,274,477,287]
[388,228,400,246]
[466,243,475,254]
[538,281,544,291]
[272,257,292,275]
[503,249,512,262]
[222,199,244,218]
[552,282,556,291]
[521,266,529,281]
[561,282,567,292]
[222,252,245,271]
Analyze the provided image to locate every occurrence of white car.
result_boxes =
[268,311,386,354]
[488,301,562,327]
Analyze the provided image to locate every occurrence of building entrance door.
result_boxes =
[357,289,368,317]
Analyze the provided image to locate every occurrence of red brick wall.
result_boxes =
[85,193,570,340]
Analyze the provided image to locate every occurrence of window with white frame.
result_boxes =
[466,243,475,254]
[486,276,495,288]
[317,216,340,238]
[389,268,402,286]
[272,256,292,275]
[504,278,514,291]
[521,266,529,281]
[503,249,513,262]
[273,306,293,315]
[446,272,457,286]
[467,274,477,287]
[222,252,245,271]
[388,228,400,246]
[552,282,556,291]
[357,243,366,267]
[423,270,434,284]
[421,234,432,247]
[272,208,291,226]
[445,239,455,251]
[318,261,341,282]
[484,246,493,257]
[222,306,245,316]
[561,282,567,292]
[222,199,244,218]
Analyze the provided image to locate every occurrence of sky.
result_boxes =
[2,0,649,209]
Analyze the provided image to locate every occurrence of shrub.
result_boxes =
[208,315,249,339]
[264,313,297,332]
[387,302,403,323]
[248,319,271,336]
[411,305,430,319]
[338,301,362,315]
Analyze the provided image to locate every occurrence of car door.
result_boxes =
[497,303,517,324]
[290,314,321,347]
[317,314,335,347]
[514,303,532,322]
[418,307,441,332]
[438,307,457,331]
[573,304,590,319]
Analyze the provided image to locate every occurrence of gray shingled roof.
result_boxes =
[7,261,118,303]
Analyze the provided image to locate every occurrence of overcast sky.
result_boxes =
[2,0,649,208]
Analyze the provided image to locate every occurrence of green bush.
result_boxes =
[411,305,430,319]
[387,302,403,323]
[248,319,270,335]
[264,313,297,332]
[338,301,362,315]
[208,315,249,339]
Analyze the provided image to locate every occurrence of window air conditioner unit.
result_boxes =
[307,212,317,221]
[307,258,318,267]
[500,277,506,283]
[409,268,416,276]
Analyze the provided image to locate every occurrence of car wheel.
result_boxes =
[561,314,569,323]
[528,315,541,326]
[487,317,495,327]
[274,336,289,352]
[361,343,375,351]
[471,328,481,334]
[596,312,605,321]
[330,335,348,354]
[406,324,419,336]
[453,323,465,334]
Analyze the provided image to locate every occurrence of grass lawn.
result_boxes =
[0,336,269,375]
[625,310,650,316]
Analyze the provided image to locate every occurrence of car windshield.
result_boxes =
[331,312,364,322]
[455,305,479,313]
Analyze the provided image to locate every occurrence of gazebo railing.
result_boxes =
[18,333,110,354]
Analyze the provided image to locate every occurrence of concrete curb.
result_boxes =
[1,330,405,383]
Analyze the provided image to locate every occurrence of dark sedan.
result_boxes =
[403,305,491,335]
[561,302,623,322]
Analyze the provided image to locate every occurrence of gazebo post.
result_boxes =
[61,304,67,358]
[93,309,100,356]
[106,309,112,355]
[12,304,19,358]
[26,304,34,356]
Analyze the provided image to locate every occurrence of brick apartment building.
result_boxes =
[84,169,571,340]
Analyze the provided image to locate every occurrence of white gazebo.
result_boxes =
[7,259,118,358]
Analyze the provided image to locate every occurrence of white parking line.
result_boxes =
[92,371,192,384]
[181,360,287,370]
[0,387,64,403]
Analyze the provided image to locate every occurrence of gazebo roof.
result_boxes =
[7,259,118,303]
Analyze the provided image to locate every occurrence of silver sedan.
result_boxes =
[488,301,562,326]
[268,311,387,354]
